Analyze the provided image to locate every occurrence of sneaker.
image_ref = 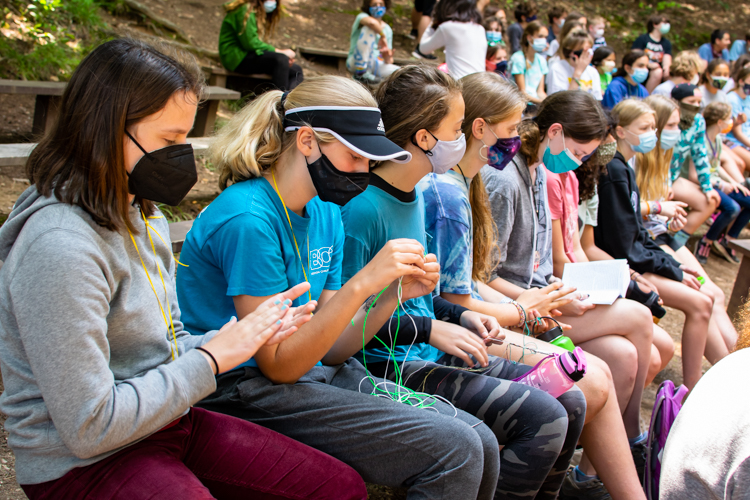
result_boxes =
[406,28,418,40]
[411,45,437,60]
[712,236,740,263]
[694,236,711,265]
[631,440,647,486]
[353,72,382,88]
[559,468,613,500]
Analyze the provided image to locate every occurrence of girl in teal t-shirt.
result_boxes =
[219,0,302,90]
[176,75,502,500]
[341,64,587,499]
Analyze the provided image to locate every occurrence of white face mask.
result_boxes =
[417,131,467,174]
[690,74,699,85]
[594,28,605,38]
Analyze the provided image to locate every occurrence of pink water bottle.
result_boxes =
[512,347,587,398]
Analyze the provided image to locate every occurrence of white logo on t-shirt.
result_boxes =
[310,246,333,274]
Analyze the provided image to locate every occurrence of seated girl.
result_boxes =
[546,29,602,100]
[509,20,549,108]
[481,90,654,497]
[424,72,653,500]
[176,75,502,499]
[346,0,399,85]
[417,0,486,78]
[341,65,587,500]
[725,67,750,173]
[595,97,735,389]
[219,0,303,90]
[592,46,616,94]
[0,38,365,500]
[698,58,731,110]
[602,49,650,109]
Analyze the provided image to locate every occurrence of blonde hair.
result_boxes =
[635,95,676,201]
[670,50,702,80]
[211,76,376,190]
[560,28,594,60]
[703,101,732,128]
[460,72,526,282]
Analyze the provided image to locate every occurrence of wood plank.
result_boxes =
[0,79,66,96]
[298,46,425,68]
[728,254,750,320]
[204,85,241,100]
[729,239,750,258]
[169,220,194,253]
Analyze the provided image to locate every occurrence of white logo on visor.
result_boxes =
[377,118,385,132]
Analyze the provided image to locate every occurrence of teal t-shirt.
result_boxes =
[726,91,750,146]
[176,177,344,368]
[510,50,548,99]
[340,183,442,364]
[347,12,393,62]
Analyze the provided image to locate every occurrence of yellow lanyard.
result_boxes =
[271,170,313,304]
[127,211,180,360]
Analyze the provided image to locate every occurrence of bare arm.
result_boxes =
[487,276,526,299]
[550,219,571,278]
[580,225,615,262]
[732,122,750,149]
[662,53,672,78]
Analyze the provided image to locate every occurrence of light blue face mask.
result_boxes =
[487,31,503,44]
[263,0,277,13]
[543,130,583,174]
[369,5,386,18]
[626,129,658,153]
[532,38,548,53]
[631,67,649,84]
[660,129,680,150]
[659,23,671,35]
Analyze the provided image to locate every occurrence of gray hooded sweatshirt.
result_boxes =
[0,187,217,485]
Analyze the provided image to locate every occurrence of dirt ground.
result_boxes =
[0,0,749,497]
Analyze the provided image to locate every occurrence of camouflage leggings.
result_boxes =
[369,354,586,500]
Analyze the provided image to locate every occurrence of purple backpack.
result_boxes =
[644,380,689,500]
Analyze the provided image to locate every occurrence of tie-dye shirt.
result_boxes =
[419,170,483,300]
[670,113,712,193]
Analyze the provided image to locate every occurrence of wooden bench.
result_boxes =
[728,239,750,319]
[169,220,194,253]
[0,79,239,138]
[0,137,213,168]
[202,66,272,88]
[298,46,430,73]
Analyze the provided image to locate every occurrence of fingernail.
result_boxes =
[276,320,282,324]
[283,299,292,305]
[281,305,288,310]
[274,300,281,305]
[231,316,237,322]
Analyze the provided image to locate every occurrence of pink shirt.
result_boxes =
[546,170,580,264]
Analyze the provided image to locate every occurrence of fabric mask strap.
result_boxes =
[411,130,436,157]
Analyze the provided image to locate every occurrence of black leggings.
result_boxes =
[235,51,304,91]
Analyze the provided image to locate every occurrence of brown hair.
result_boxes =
[731,54,750,83]
[518,91,608,166]
[547,5,567,24]
[614,49,648,79]
[560,28,593,59]
[647,14,668,33]
[224,0,281,41]
[27,38,205,233]
[733,66,750,92]
[636,95,675,201]
[513,0,538,22]
[520,20,545,49]
[375,65,462,151]
[460,72,525,282]
[703,101,732,128]
[699,58,730,87]
[361,0,391,13]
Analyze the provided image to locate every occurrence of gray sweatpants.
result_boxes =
[196,358,500,500]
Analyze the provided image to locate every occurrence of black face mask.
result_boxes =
[125,131,197,206]
[306,149,369,206]
[678,102,700,131]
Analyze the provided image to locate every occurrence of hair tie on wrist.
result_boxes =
[196,347,219,375]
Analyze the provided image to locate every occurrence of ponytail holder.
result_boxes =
[278,91,289,114]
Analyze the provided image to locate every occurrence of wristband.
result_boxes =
[196,347,219,375]
[655,200,662,214]
[510,300,526,328]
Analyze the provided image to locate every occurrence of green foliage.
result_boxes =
[156,203,189,222]
[0,0,111,81]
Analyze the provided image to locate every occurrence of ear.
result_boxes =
[615,125,626,140]
[547,123,562,140]
[296,126,316,157]
[472,118,486,141]
[413,129,432,150]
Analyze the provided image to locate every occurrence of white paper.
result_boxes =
[561,260,630,305]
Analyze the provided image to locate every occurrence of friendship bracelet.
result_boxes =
[196,347,219,375]
[510,300,526,328]
[655,200,662,214]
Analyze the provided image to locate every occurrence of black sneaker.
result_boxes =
[631,440,647,486]
[694,236,710,265]
[406,28,418,40]
[559,468,613,500]
[712,236,740,263]
[411,44,437,60]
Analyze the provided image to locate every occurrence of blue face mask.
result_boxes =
[369,5,386,18]
[626,129,658,154]
[543,130,583,174]
[263,0,277,12]
[660,129,680,150]
[631,67,649,84]
[532,38,548,53]
[486,31,503,44]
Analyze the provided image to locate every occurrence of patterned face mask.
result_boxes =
[595,141,617,166]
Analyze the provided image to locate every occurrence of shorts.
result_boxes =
[654,232,683,251]
[724,138,750,151]
[414,0,436,16]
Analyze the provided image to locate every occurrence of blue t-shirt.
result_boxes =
[729,40,748,62]
[602,76,649,109]
[698,42,729,62]
[726,91,750,145]
[418,171,482,300]
[176,177,344,367]
[510,50,548,100]
[340,183,442,364]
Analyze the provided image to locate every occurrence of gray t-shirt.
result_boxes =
[660,348,750,499]
[506,23,523,55]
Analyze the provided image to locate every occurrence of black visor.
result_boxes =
[283,106,412,163]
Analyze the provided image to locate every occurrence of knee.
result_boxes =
[690,292,714,321]
[629,301,654,342]
[709,283,725,305]
[578,355,611,417]
[444,418,496,471]
[728,201,741,218]
[649,346,662,375]
[615,341,639,385]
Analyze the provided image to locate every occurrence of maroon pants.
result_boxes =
[22,408,366,500]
